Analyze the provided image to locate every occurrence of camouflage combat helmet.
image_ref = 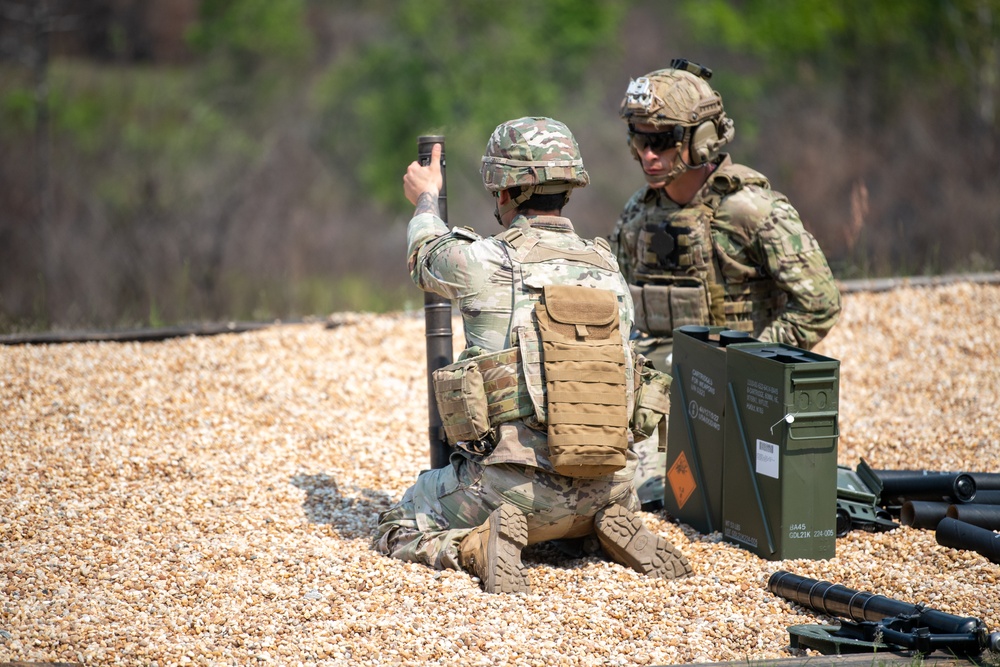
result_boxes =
[620,59,735,173]
[481,117,589,219]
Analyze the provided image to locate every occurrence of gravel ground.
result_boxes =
[2,282,999,667]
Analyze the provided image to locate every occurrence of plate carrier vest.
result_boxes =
[431,226,671,478]
[630,162,788,337]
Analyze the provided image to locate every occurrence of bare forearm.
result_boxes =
[415,191,439,218]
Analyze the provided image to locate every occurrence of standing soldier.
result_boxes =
[610,60,842,509]
[375,117,692,593]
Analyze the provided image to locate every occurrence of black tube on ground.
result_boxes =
[937,517,1000,564]
[768,570,984,636]
[970,490,1000,505]
[768,570,916,623]
[968,472,1000,491]
[947,504,1000,531]
[900,500,950,529]
[874,469,977,504]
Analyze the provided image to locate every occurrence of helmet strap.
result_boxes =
[496,183,573,224]
[497,185,534,220]
[644,142,689,187]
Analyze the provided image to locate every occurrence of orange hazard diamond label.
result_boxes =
[667,451,697,510]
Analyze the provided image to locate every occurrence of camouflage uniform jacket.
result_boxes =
[610,155,841,350]
[408,211,635,473]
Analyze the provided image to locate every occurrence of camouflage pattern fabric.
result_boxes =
[630,337,673,508]
[480,117,589,192]
[611,155,841,350]
[611,155,841,508]
[377,210,640,569]
[374,425,639,570]
[408,214,634,373]
[620,68,723,130]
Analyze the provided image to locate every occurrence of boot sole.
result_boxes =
[594,505,692,580]
[484,504,530,594]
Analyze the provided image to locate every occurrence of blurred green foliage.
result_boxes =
[187,0,312,66]
[313,0,626,208]
[1,0,997,332]
[680,0,998,125]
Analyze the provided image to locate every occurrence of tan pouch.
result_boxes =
[629,284,647,333]
[535,284,629,478]
[632,355,672,440]
[669,284,711,329]
[640,285,673,336]
[514,325,547,426]
[432,359,492,449]
[476,347,534,426]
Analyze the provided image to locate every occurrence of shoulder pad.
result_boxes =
[710,163,770,195]
[496,226,525,248]
[593,236,611,252]
[450,226,482,241]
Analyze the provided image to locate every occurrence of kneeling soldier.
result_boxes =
[375,117,692,593]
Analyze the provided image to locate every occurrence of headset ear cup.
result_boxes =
[689,121,717,166]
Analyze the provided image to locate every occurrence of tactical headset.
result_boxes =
[623,58,736,167]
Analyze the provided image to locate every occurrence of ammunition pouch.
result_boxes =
[433,332,670,474]
[432,359,493,453]
[631,355,672,441]
[534,284,629,478]
[432,348,533,456]
[722,280,788,333]
[630,280,715,336]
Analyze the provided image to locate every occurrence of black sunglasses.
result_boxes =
[628,125,684,153]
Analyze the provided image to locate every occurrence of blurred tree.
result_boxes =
[183,0,312,135]
[312,0,626,210]
[0,0,316,330]
[679,0,998,133]
[0,0,85,330]
[678,0,999,276]
[1,1,996,333]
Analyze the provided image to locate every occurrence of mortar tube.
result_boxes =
[967,474,1000,492]
[417,135,452,470]
[969,490,1000,505]
[947,503,1000,531]
[767,570,991,644]
[936,517,1000,564]
[874,469,977,504]
[900,500,950,530]
[876,469,1000,492]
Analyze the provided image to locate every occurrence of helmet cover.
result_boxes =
[619,62,735,175]
[481,117,590,194]
[619,67,724,129]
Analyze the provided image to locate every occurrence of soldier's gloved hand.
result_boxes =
[403,142,443,205]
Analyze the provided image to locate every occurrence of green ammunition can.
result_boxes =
[721,342,840,560]
[665,325,752,533]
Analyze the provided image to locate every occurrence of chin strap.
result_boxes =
[644,144,689,187]
[497,185,536,220]
[495,184,572,225]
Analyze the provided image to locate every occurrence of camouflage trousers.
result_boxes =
[374,451,639,571]
[632,335,674,508]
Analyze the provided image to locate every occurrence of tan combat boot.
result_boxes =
[594,504,692,579]
[458,503,530,594]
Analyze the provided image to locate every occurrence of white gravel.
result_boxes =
[1,282,999,666]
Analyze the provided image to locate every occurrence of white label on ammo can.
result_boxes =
[756,439,779,479]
